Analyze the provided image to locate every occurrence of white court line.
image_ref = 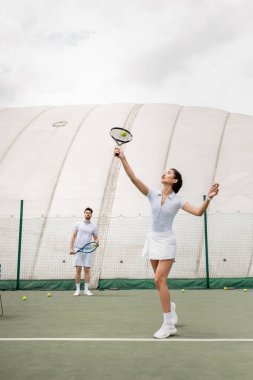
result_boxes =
[1,338,253,342]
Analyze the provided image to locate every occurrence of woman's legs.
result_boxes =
[151,259,177,338]
[150,259,174,313]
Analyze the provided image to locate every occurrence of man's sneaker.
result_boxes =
[84,290,93,296]
[73,290,80,296]
[153,323,177,339]
[171,302,178,325]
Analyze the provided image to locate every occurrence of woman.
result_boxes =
[114,146,219,339]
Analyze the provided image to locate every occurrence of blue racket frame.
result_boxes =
[76,242,99,254]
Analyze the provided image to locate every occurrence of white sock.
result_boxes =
[163,312,173,324]
[85,283,89,292]
[76,283,80,291]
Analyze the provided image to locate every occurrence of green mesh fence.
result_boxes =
[208,212,253,278]
[0,206,253,290]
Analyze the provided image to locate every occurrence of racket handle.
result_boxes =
[115,152,119,157]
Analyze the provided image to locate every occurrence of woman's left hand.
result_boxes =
[208,183,219,199]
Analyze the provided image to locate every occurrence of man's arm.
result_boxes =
[69,231,77,255]
[93,233,99,244]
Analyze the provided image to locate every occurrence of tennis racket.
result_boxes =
[110,127,133,156]
[75,242,99,254]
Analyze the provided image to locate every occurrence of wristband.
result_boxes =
[206,197,212,201]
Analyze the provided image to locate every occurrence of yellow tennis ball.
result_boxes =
[47,292,52,297]
[224,287,228,290]
[22,296,27,301]
[181,289,185,293]
[243,288,247,292]
[121,130,127,137]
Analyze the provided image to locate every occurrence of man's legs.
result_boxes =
[84,267,93,296]
[74,266,82,296]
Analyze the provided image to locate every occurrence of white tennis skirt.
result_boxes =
[73,251,93,268]
[142,230,176,260]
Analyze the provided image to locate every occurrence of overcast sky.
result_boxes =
[1,0,253,115]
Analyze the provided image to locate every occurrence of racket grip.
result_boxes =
[115,152,119,157]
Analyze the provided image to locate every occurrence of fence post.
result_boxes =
[16,199,24,290]
[203,195,210,289]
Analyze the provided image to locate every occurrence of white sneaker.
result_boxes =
[73,290,80,296]
[153,323,177,339]
[84,290,93,296]
[171,302,178,325]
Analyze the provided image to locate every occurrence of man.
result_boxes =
[70,207,99,296]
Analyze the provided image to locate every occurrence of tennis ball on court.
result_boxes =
[22,296,27,301]
[121,130,127,137]
[224,287,228,290]
[243,288,248,292]
[181,289,185,293]
[47,292,52,297]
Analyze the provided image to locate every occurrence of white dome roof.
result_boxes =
[0,103,252,216]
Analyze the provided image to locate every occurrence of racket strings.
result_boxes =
[80,242,98,253]
[110,128,132,143]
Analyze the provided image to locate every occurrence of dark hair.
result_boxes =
[84,207,93,214]
[171,168,183,193]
